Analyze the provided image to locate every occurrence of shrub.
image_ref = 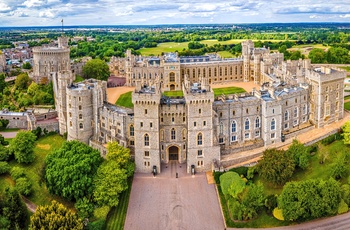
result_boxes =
[229,166,248,177]
[213,171,224,184]
[75,197,94,219]
[338,199,349,214]
[87,219,106,230]
[10,167,26,180]
[93,206,110,220]
[0,146,9,161]
[265,194,278,214]
[15,177,32,196]
[321,133,342,145]
[0,161,10,174]
[247,166,257,180]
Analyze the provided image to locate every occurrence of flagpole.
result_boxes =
[61,19,63,34]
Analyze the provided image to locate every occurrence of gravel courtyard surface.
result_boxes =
[124,162,225,230]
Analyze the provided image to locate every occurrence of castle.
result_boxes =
[36,37,345,174]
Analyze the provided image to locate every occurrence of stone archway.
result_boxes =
[170,84,175,91]
[168,145,179,161]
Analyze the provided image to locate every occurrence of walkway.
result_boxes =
[124,162,225,230]
[0,131,18,139]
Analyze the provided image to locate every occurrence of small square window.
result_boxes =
[144,151,150,157]
[203,121,206,126]
[194,122,197,127]
[271,133,275,139]
[244,133,250,139]
[150,122,153,128]
[140,122,143,127]
[197,150,203,156]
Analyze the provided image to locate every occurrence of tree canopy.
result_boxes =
[82,58,110,81]
[343,121,350,145]
[45,141,103,201]
[278,178,341,221]
[286,139,310,169]
[29,200,83,230]
[8,131,37,163]
[257,148,295,186]
[93,142,134,207]
[15,72,32,91]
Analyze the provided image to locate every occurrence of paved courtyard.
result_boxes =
[124,161,225,230]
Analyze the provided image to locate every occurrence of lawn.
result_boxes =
[163,90,184,98]
[116,91,134,108]
[217,138,350,228]
[217,51,235,58]
[3,134,74,208]
[106,177,133,230]
[340,66,350,72]
[344,95,350,100]
[213,86,246,97]
[345,101,350,111]
[139,42,189,56]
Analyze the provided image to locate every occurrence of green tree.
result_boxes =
[331,154,348,179]
[15,72,32,91]
[0,144,9,161]
[308,48,326,63]
[278,178,341,221]
[29,200,83,230]
[286,139,310,169]
[27,81,39,96]
[342,121,350,145]
[239,183,265,220]
[10,167,26,180]
[15,177,32,196]
[257,148,295,185]
[0,73,6,93]
[0,133,9,145]
[93,142,134,207]
[45,141,103,201]
[0,188,28,229]
[82,59,110,81]
[0,119,9,131]
[0,161,10,174]
[8,131,37,163]
[22,62,32,69]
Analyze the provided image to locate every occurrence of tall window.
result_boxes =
[79,114,82,120]
[197,133,203,145]
[271,118,276,130]
[171,128,176,140]
[245,118,250,130]
[294,107,298,118]
[79,123,83,129]
[231,121,236,133]
[144,134,149,146]
[130,125,134,136]
[284,111,289,121]
[219,122,223,134]
[169,72,175,82]
[255,117,260,128]
[303,104,307,115]
[182,129,186,140]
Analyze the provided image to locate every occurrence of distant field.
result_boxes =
[115,91,133,108]
[163,90,184,97]
[213,87,246,97]
[139,42,189,56]
[289,44,329,56]
[139,39,292,56]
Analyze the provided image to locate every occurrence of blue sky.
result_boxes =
[1,0,350,26]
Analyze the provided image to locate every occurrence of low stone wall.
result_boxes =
[304,129,339,146]
[36,121,59,132]
[284,125,315,140]
[35,111,57,121]
[89,140,107,158]
[221,140,264,155]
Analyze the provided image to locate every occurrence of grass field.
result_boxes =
[106,177,133,230]
[139,39,291,56]
[217,51,235,58]
[163,90,184,98]
[345,101,350,111]
[2,134,74,208]
[116,91,134,108]
[213,86,246,97]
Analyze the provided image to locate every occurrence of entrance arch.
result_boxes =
[168,145,179,161]
[170,84,175,91]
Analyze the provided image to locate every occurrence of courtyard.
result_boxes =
[124,161,225,230]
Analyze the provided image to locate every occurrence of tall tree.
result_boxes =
[0,73,6,93]
[82,59,110,81]
[257,148,295,186]
[8,131,37,163]
[29,200,83,230]
[15,72,32,91]
[45,141,103,201]
[342,121,350,145]
[93,142,134,207]
[0,188,28,229]
[308,48,326,63]
[286,139,310,169]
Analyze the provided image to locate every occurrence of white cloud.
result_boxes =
[22,0,46,8]
[340,14,350,18]
[39,9,55,18]
[0,2,11,12]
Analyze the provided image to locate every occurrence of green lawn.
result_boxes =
[139,42,189,56]
[116,91,134,108]
[0,128,20,132]
[340,66,350,72]
[213,87,246,97]
[344,95,350,100]
[163,90,184,98]
[3,134,74,208]
[345,101,350,111]
[217,51,235,58]
[106,177,133,230]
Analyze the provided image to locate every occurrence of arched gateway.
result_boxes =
[168,145,179,161]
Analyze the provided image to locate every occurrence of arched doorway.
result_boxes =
[168,146,179,161]
[170,84,175,91]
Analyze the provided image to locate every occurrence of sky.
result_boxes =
[1,0,350,27]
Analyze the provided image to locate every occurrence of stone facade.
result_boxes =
[49,38,346,174]
[0,51,6,73]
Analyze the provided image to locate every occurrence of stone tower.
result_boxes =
[52,70,74,136]
[242,40,254,82]
[31,36,71,83]
[183,77,220,172]
[66,79,107,144]
[132,81,162,173]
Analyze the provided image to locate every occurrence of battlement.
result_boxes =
[306,67,346,82]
